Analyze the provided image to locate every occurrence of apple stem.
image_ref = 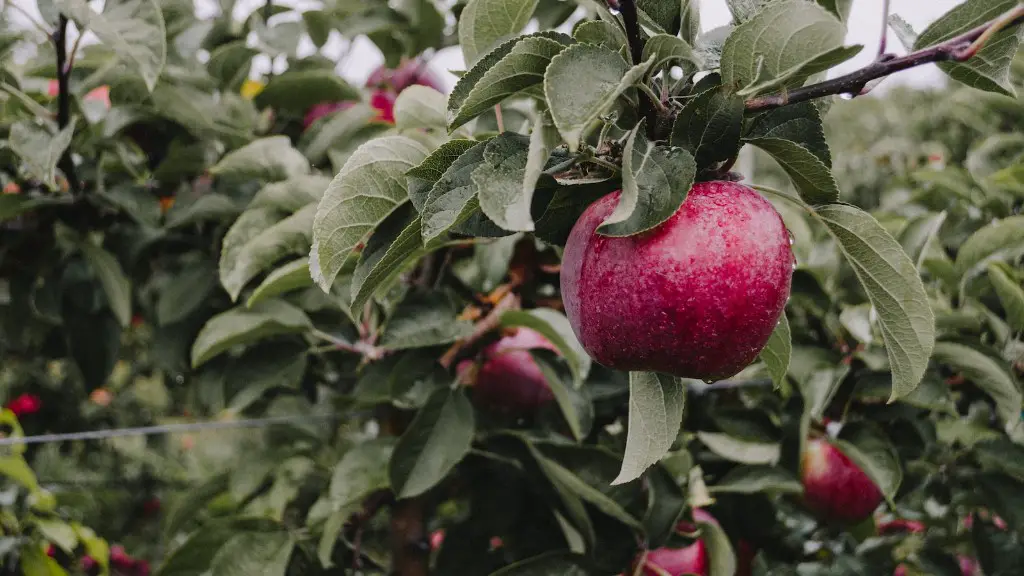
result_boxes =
[54,14,80,194]
[744,4,1024,113]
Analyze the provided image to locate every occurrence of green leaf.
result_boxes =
[449,35,569,131]
[814,204,935,401]
[709,465,803,494]
[394,86,447,131]
[406,139,479,211]
[701,517,737,576]
[299,103,380,164]
[210,136,310,182]
[888,14,918,51]
[165,194,240,228]
[9,121,74,190]
[835,422,902,503]
[613,372,685,485]
[420,140,493,242]
[725,0,771,22]
[380,291,474,350]
[253,68,360,113]
[389,387,475,498]
[987,264,1024,331]
[544,43,654,151]
[328,438,395,508]
[669,84,743,170]
[530,351,591,442]
[207,41,258,90]
[955,215,1024,278]
[310,136,429,291]
[697,431,780,465]
[251,175,331,212]
[350,208,439,314]
[191,300,311,368]
[720,0,861,97]
[226,347,307,413]
[600,119,696,236]
[208,531,294,576]
[56,0,166,91]
[528,445,642,529]
[914,0,1023,96]
[0,195,64,223]
[641,34,700,79]
[759,312,791,389]
[473,132,553,232]
[488,552,590,576]
[932,342,1023,440]
[499,308,591,384]
[220,204,316,301]
[458,0,540,66]
[745,102,831,165]
[746,138,839,204]
[898,211,947,268]
[246,259,313,309]
[79,242,132,327]
[572,20,627,52]
[0,456,39,492]
[19,545,65,576]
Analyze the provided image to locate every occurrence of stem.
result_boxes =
[637,83,667,112]
[744,4,1024,112]
[877,0,890,58]
[390,499,428,576]
[494,104,504,132]
[54,15,80,194]
[438,291,518,369]
[587,155,621,173]
[65,29,85,74]
[614,0,659,136]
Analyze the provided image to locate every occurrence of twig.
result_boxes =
[390,498,429,576]
[54,14,80,194]
[612,0,658,136]
[438,290,518,369]
[494,104,505,132]
[877,0,891,58]
[65,28,85,74]
[744,4,1024,112]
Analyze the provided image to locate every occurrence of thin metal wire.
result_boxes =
[0,413,339,446]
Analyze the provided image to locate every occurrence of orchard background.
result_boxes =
[1,0,1024,574]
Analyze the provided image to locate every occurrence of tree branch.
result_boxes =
[744,4,1024,113]
[877,0,891,58]
[609,0,659,137]
[54,15,80,193]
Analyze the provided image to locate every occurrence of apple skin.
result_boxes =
[801,438,883,524]
[630,509,718,576]
[465,328,557,414]
[560,181,793,382]
[366,59,444,94]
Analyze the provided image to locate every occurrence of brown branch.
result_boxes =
[54,15,80,194]
[390,498,429,576]
[438,290,519,369]
[744,4,1024,112]
[609,0,659,137]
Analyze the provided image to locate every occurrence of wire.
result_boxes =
[0,413,339,447]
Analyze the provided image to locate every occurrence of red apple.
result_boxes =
[369,90,396,124]
[365,58,444,94]
[464,328,557,414]
[560,182,793,382]
[430,529,445,551]
[801,438,883,524]
[629,509,718,576]
[958,555,977,576]
[736,539,756,576]
[6,393,42,416]
[110,545,132,569]
[302,100,355,130]
[877,518,925,535]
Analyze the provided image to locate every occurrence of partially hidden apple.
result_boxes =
[629,509,718,576]
[801,438,883,524]
[561,181,793,382]
[460,328,557,414]
[894,556,976,576]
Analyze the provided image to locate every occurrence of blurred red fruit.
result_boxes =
[2,182,20,194]
[142,497,161,516]
[6,393,42,416]
[430,529,445,551]
[878,519,926,534]
[801,438,883,524]
[302,100,355,130]
[110,545,132,569]
[893,564,908,576]
[46,544,55,557]
[958,555,977,576]
[134,560,151,576]
[467,328,558,414]
[736,540,756,576]
[365,59,444,94]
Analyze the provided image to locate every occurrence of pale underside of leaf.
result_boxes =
[613,372,685,484]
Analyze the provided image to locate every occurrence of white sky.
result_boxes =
[6,0,963,92]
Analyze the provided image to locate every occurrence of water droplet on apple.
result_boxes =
[786,229,795,246]
[791,260,798,271]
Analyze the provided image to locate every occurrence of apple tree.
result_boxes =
[0,0,1023,574]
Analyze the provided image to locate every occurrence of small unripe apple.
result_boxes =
[464,328,557,414]
[801,438,883,524]
[561,181,793,382]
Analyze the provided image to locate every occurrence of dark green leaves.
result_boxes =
[190,300,311,368]
[613,372,685,484]
[599,119,696,237]
[814,204,935,401]
[458,0,540,65]
[473,133,547,232]
[499,308,591,384]
[720,0,861,96]
[448,34,571,131]
[669,84,743,171]
[914,0,1023,96]
[544,44,653,151]
[932,342,1023,440]
[380,291,474,350]
[210,136,309,182]
[758,312,791,389]
[8,122,75,190]
[389,387,475,498]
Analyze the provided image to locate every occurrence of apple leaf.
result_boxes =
[420,141,489,242]
[669,83,743,170]
[814,204,934,401]
[835,422,902,504]
[254,69,361,113]
[700,517,737,576]
[530,351,592,442]
[8,121,74,190]
[299,104,380,164]
[720,0,861,97]
[898,211,947,268]
[499,308,591,384]
[544,44,654,152]
[78,242,132,328]
[210,136,310,182]
[379,291,474,350]
[246,259,313,309]
[159,261,218,324]
[758,312,791,389]
[572,20,627,52]
[309,136,429,291]
[350,205,433,314]
[208,531,294,576]
[932,342,1024,441]
[521,111,561,222]
[407,139,479,211]
[488,552,590,575]
[641,34,701,79]
[745,137,840,204]
[56,0,166,91]
[394,86,447,132]
[914,0,1022,96]
[725,0,770,23]
[458,0,539,66]
[473,133,540,232]
[613,372,685,485]
[709,465,803,494]
[220,204,316,301]
[599,119,696,237]
[954,215,1024,279]
[389,387,475,498]
[696,432,780,465]
[745,102,831,166]
[888,14,918,51]
[987,264,1024,331]
[191,300,311,368]
[448,35,571,131]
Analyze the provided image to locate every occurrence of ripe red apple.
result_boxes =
[801,438,883,524]
[561,181,793,382]
[365,58,444,94]
[628,509,718,576]
[957,556,977,576]
[462,328,557,414]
